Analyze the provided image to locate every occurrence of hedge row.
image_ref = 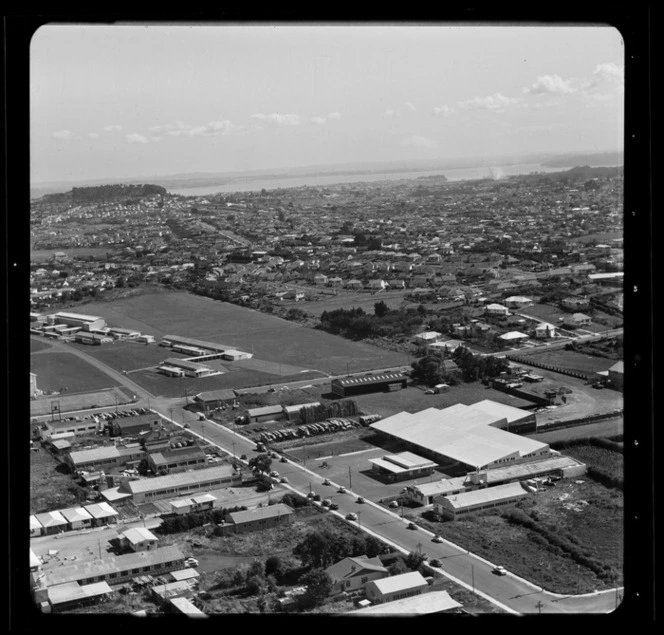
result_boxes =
[503,508,619,583]
[550,436,623,454]
[155,505,248,535]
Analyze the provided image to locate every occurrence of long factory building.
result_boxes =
[370,400,550,472]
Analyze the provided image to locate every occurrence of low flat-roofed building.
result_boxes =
[470,399,537,434]
[365,571,429,605]
[111,413,162,437]
[75,331,113,345]
[246,405,284,423]
[350,589,462,615]
[169,596,207,616]
[148,445,207,475]
[168,568,200,584]
[217,503,294,535]
[40,545,185,589]
[108,327,141,340]
[47,581,114,613]
[120,527,159,552]
[331,372,408,398]
[59,506,94,531]
[193,389,237,409]
[121,464,240,503]
[158,364,186,377]
[162,358,213,377]
[221,349,253,361]
[53,312,106,331]
[40,418,102,439]
[434,481,528,520]
[283,402,321,421]
[161,335,227,353]
[369,451,437,482]
[68,444,145,472]
[152,580,194,603]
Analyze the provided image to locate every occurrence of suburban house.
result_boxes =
[119,527,159,552]
[563,313,592,328]
[215,503,294,535]
[325,555,389,595]
[534,322,558,339]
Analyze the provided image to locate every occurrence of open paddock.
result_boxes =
[78,290,408,375]
[30,387,131,416]
[301,289,409,317]
[29,351,121,395]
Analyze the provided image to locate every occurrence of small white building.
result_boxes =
[485,303,510,316]
[534,322,558,339]
[365,571,429,604]
[120,527,159,552]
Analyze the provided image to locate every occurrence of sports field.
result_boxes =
[521,349,617,375]
[29,352,121,394]
[302,289,409,317]
[79,290,409,375]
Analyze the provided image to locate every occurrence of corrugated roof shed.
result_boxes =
[125,464,236,495]
[369,571,428,595]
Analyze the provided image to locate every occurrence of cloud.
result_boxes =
[87,132,99,139]
[403,134,438,149]
[525,74,576,95]
[52,130,73,140]
[125,133,149,144]
[382,109,401,118]
[457,93,521,111]
[585,62,624,92]
[326,111,342,120]
[103,124,123,132]
[310,116,327,125]
[432,104,454,117]
[251,113,301,126]
[154,120,242,138]
[405,101,417,112]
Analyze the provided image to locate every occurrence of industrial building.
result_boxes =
[118,464,241,503]
[111,413,162,437]
[216,503,294,535]
[46,581,114,613]
[37,418,102,440]
[67,444,145,473]
[147,445,207,475]
[193,389,238,409]
[401,454,587,505]
[35,545,185,594]
[161,335,227,353]
[108,327,141,340]
[433,481,529,519]
[246,405,285,424]
[370,402,550,472]
[369,451,437,482]
[75,331,114,345]
[331,372,408,398]
[221,349,253,361]
[160,358,214,378]
[350,590,462,615]
[52,311,107,331]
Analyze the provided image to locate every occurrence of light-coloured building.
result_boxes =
[349,589,462,615]
[365,571,429,604]
[434,481,528,519]
[120,527,159,552]
[217,503,294,535]
[369,451,437,482]
[325,555,389,595]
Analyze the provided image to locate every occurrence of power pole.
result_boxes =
[536,600,544,614]
[471,565,475,594]
[348,466,352,490]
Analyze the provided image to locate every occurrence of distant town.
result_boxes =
[29,164,624,616]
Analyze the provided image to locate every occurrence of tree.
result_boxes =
[404,551,426,571]
[293,531,332,569]
[367,236,382,251]
[249,453,272,474]
[387,559,408,576]
[374,300,389,318]
[298,569,333,609]
[265,555,285,580]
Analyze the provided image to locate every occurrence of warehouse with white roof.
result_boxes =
[370,401,550,471]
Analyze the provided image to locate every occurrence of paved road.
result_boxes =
[30,335,622,614]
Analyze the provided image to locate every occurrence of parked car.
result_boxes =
[346,512,358,521]
[323,479,331,486]
[407,522,418,530]
[322,499,331,507]
[388,500,399,509]
[356,497,365,504]
[329,502,339,511]
[492,565,507,576]
[279,476,289,484]
[337,486,347,493]
[432,535,444,543]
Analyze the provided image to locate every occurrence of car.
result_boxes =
[432,535,444,543]
[240,454,247,461]
[280,456,287,463]
[356,497,365,504]
[322,499,331,507]
[329,502,339,511]
[279,476,289,483]
[337,486,347,493]
[267,388,276,393]
[185,558,199,568]
[407,522,418,530]
[323,479,331,486]
[424,389,435,395]
[269,470,279,478]
[312,493,321,502]
[345,512,358,521]
[388,500,399,509]
[492,565,507,576]
[307,491,316,499]
[184,423,190,429]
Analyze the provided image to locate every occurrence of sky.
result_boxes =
[30,23,625,185]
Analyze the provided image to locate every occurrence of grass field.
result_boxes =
[29,352,121,394]
[301,289,409,317]
[412,477,623,595]
[30,338,53,353]
[78,290,409,375]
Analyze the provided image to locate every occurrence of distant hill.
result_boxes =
[562,165,623,179]
[40,183,167,204]
[541,151,623,168]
